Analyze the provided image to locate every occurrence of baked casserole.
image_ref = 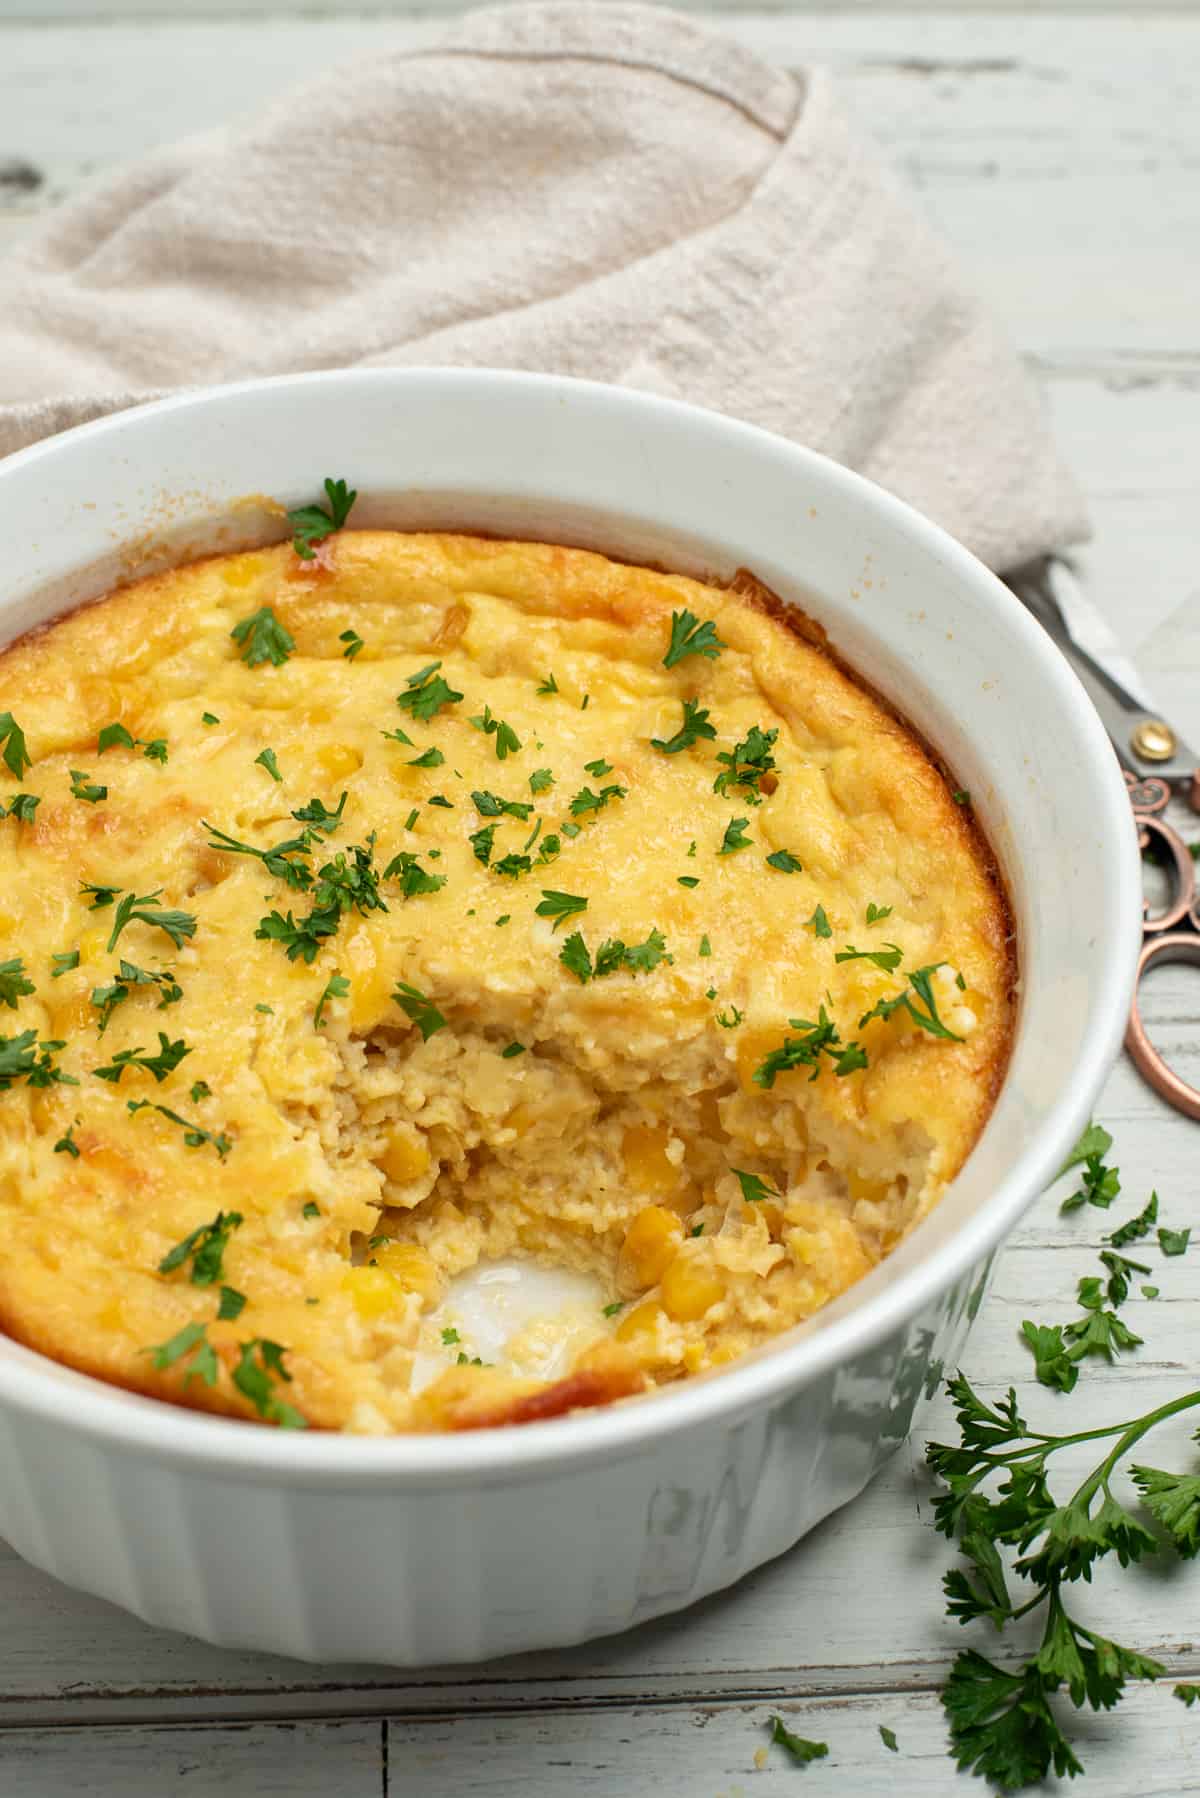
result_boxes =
[0,499,1013,1432]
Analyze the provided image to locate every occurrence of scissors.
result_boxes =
[1007,559,1200,1120]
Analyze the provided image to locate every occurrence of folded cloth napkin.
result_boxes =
[0,0,1086,573]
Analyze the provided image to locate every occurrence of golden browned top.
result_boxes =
[0,531,1012,1431]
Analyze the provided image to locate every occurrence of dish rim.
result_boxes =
[0,368,1140,1484]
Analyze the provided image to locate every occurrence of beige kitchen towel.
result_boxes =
[0,1,1086,572]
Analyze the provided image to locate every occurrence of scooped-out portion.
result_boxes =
[0,524,1014,1432]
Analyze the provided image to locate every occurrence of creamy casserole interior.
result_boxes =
[0,525,1013,1432]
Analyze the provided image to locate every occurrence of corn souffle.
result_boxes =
[0,486,1014,1433]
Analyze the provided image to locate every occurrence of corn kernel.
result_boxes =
[372,1241,440,1301]
[378,1129,430,1185]
[341,1265,400,1320]
[660,1254,723,1322]
[618,1205,683,1292]
[318,743,361,780]
[847,1172,892,1207]
[615,1299,663,1343]
[621,1123,679,1197]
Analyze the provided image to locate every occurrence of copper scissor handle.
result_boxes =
[1124,772,1200,1118]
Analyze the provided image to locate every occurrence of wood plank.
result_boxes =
[378,1689,1200,1796]
[0,1719,381,1796]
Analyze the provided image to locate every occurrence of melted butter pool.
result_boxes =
[411,1259,609,1391]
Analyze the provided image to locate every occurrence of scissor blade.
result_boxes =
[1006,558,1200,789]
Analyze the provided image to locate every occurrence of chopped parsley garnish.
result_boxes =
[126,1097,231,1157]
[382,850,446,900]
[699,935,712,957]
[836,941,904,972]
[2,792,40,824]
[80,881,121,909]
[713,725,778,802]
[650,697,717,755]
[1106,1189,1159,1249]
[733,1168,779,1204]
[383,726,415,747]
[233,1338,306,1428]
[50,950,80,978]
[205,821,319,890]
[0,712,32,779]
[407,746,445,769]
[231,605,295,668]
[470,705,521,760]
[396,661,463,722]
[529,768,555,794]
[677,876,700,889]
[314,970,350,1028]
[158,1209,243,1285]
[767,1718,828,1766]
[302,1201,321,1219]
[97,723,168,763]
[255,1003,274,1015]
[501,1042,526,1059]
[0,959,34,1010]
[493,853,532,879]
[393,981,447,1040]
[147,1321,218,1388]
[766,850,802,873]
[201,712,219,726]
[255,747,283,782]
[0,1031,77,1093]
[292,793,347,832]
[879,1726,898,1753]
[560,821,581,839]
[568,782,626,817]
[718,817,751,855]
[495,914,511,927]
[94,1032,192,1085]
[107,889,197,954]
[1159,1226,1191,1257]
[92,961,183,1031]
[580,694,590,711]
[753,1008,868,1086]
[866,902,893,924]
[663,609,725,669]
[536,672,559,697]
[558,928,667,983]
[441,1327,461,1345]
[716,1005,743,1029]
[219,1286,247,1321]
[536,890,588,931]
[404,807,419,831]
[339,627,365,660]
[190,1080,211,1103]
[69,769,107,804]
[257,840,387,961]
[952,789,971,806]
[806,904,832,939]
[859,963,963,1041]
[471,790,533,820]
[287,476,357,560]
[470,823,497,866]
[602,1301,625,1319]
[54,1123,80,1157]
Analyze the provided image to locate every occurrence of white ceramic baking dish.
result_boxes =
[0,370,1139,1665]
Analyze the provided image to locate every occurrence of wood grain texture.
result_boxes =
[0,10,1197,1794]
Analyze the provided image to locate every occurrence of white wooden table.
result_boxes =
[1,8,1198,1794]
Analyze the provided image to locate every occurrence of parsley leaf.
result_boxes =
[1159,1226,1191,1257]
[650,697,717,755]
[158,1209,243,1285]
[536,890,588,930]
[766,850,802,873]
[806,904,832,938]
[94,1031,191,1085]
[287,476,357,559]
[54,1122,80,1158]
[126,1098,231,1158]
[1058,1121,1114,1177]
[767,1718,828,1766]
[255,747,283,782]
[663,609,725,669]
[314,970,349,1028]
[392,981,447,1040]
[753,1007,867,1086]
[879,1725,898,1752]
[219,1286,247,1321]
[866,901,893,924]
[536,672,559,697]
[0,959,35,1010]
[836,941,904,973]
[339,627,364,660]
[469,823,496,867]
[2,791,40,824]
[470,704,521,760]
[1061,1150,1121,1214]
[407,746,445,769]
[396,661,463,722]
[568,782,626,817]
[713,725,778,802]
[106,890,197,955]
[733,1168,779,1204]
[232,1338,306,1428]
[859,963,963,1041]
[231,605,295,668]
[0,712,32,780]
[51,950,80,978]
[529,768,555,794]
[147,1321,218,1388]
[69,769,107,804]
[559,931,593,984]
[718,817,751,855]
[381,850,447,900]
[0,1030,77,1093]
[471,790,533,820]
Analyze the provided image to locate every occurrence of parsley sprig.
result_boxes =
[753,1008,868,1086]
[558,928,668,983]
[663,609,725,669]
[713,725,778,802]
[159,1210,243,1286]
[287,476,357,560]
[650,698,717,756]
[0,712,32,780]
[396,661,463,722]
[231,606,295,668]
